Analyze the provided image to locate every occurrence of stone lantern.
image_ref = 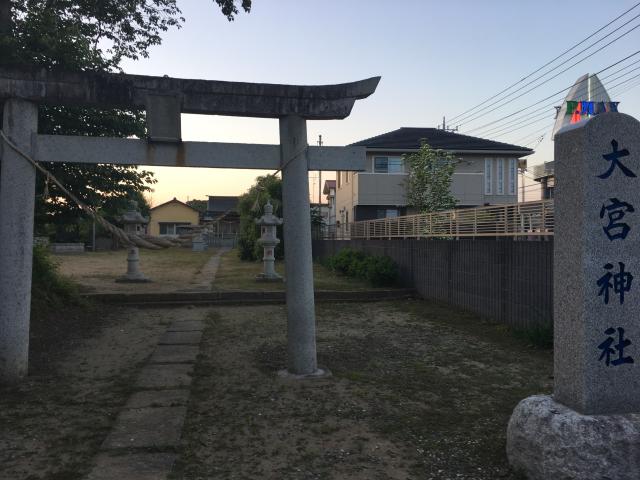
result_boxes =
[116,200,151,283]
[255,200,283,282]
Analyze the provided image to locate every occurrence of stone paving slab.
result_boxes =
[124,389,190,409]
[135,364,194,389]
[167,320,205,332]
[102,406,187,449]
[159,330,202,345]
[149,345,199,364]
[86,452,176,480]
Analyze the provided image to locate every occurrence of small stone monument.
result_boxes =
[255,200,283,282]
[116,201,151,283]
[507,112,640,479]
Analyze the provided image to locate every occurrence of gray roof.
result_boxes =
[350,127,533,154]
[207,196,239,213]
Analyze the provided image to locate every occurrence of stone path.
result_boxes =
[85,318,205,480]
[186,247,231,292]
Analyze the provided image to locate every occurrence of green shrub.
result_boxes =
[31,245,80,310]
[324,248,399,287]
[325,248,356,274]
[364,255,399,287]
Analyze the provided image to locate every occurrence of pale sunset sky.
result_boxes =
[119,0,640,207]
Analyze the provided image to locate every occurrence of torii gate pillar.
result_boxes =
[280,115,318,375]
[0,98,38,382]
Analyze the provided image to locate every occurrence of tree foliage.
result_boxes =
[404,142,458,213]
[186,199,208,213]
[1,0,251,241]
[237,175,283,261]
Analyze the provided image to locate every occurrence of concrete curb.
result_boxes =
[82,289,417,306]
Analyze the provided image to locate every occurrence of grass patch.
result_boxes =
[212,249,388,291]
[53,247,214,293]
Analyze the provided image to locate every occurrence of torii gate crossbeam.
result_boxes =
[0,67,380,382]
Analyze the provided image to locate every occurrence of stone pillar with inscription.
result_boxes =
[506,112,640,479]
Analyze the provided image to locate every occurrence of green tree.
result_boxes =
[404,142,458,213]
[186,199,208,214]
[237,175,283,261]
[1,0,251,240]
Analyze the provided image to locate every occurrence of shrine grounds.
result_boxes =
[52,248,379,293]
[0,295,552,479]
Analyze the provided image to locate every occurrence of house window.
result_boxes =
[374,156,404,173]
[508,158,517,195]
[484,158,493,195]
[377,208,399,219]
[159,222,190,235]
[496,158,505,195]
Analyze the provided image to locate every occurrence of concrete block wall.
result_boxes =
[312,239,554,329]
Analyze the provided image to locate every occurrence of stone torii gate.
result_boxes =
[0,66,379,382]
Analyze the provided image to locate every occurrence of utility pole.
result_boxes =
[317,134,323,205]
[439,116,459,133]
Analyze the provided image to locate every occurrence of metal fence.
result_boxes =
[205,232,238,248]
[321,200,554,240]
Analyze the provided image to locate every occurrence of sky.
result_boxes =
[119,0,640,206]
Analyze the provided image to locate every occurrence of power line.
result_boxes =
[457,21,640,128]
[477,66,640,140]
[471,100,559,137]
[615,76,640,95]
[513,123,555,145]
[508,76,640,148]
[463,50,640,135]
[447,2,640,124]
[492,114,557,139]
[599,56,640,81]
[493,75,638,144]
[476,55,640,137]
[478,108,554,138]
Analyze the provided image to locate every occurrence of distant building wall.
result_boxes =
[149,202,199,236]
[336,154,520,222]
[519,171,544,202]
[313,239,553,329]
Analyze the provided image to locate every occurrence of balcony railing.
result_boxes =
[320,200,554,239]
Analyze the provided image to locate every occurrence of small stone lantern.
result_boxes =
[255,200,283,282]
[116,200,151,283]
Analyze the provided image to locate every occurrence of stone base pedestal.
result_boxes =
[507,395,640,480]
[277,367,331,381]
[115,274,151,283]
[255,273,283,283]
[115,247,151,283]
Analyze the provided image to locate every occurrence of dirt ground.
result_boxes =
[0,300,552,480]
[0,302,181,480]
[53,248,216,293]
[174,301,551,480]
